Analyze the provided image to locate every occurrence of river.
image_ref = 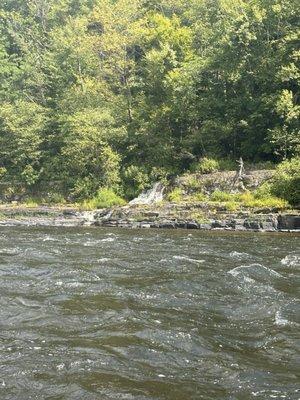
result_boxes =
[0,227,299,399]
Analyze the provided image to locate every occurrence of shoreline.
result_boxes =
[0,205,299,233]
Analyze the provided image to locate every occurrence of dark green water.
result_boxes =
[0,227,299,400]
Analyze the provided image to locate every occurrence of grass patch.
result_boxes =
[190,192,208,202]
[210,189,288,209]
[224,201,239,211]
[184,175,203,191]
[189,211,210,223]
[167,188,183,203]
[210,190,233,202]
[82,188,126,210]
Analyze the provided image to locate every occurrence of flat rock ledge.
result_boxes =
[0,206,299,232]
[92,214,300,232]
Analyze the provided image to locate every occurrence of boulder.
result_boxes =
[278,215,300,230]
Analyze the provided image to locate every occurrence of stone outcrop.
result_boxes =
[0,204,299,231]
[176,169,275,195]
[87,204,300,232]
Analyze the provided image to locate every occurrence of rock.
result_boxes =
[144,211,160,217]
[102,220,117,227]
[212,220,227,229]
[140,222,152,228]
[199,223,212,230]
[243,220,261,230]
[159,221,176,229]
[62,210,77,217]
[278,215,300,230]
[186,221,199,229]
[260,220,276,231]
[175,221,187,229]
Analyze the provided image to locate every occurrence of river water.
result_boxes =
[0,227,299,400]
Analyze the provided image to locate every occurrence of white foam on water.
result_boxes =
[244,276,256,283]
[66,281,84,288]
[17,297,41,308]
[275,311,290,326]
[229,251,251,260]
[0,248,20,256]
[42,236,58,242]
[98,257,111,263]
[101,237,115,242]
[228,264,283,278]
[173,255,205,264]
[83,237,115,246]
[281,255,300,267]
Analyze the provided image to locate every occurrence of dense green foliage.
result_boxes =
[0,0,299,202]
[271,157,300,205]
[82,188,126,209]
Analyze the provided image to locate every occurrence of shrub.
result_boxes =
[236,191,254,203]
[224,201,239,211]
[270,157,300,206]
[210,189,288,209]
[46,193,66,204]
[123,165,150,199]
[149,167,169,185]
[191,158,220,174]
[218,159,236,171]
[243,197,288,209]
[24,197,39,207]
[191,192,207,202]
[0,167,7,179]
[236,191,287,209]
[167,188,183,202]
[253,182,273,199]
[71,177,97,200]
[82,188,126,209]
[210,190,233,202]
[184,175,203,192]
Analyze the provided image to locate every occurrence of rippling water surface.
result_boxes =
[0,227,299,400]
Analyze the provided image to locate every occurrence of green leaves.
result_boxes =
[0,0,299,200]
[0,100,48,185]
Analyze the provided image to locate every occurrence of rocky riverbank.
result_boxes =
[0,168,299,232]
[0,204,299,232]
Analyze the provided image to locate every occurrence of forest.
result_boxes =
[0,0,299,204]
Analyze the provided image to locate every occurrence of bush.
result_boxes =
[82,188,126,209]
[253,182,273,199]
[24,197,39,207]
[46,193,66,204]
[270,157,300,206]
[218,159,236,171]
[210,190,233,202]
[167,188,183,202]
[71,177,97,200]
[191,158,220,174]
[224,201,239,211]
[184,175,203,192]
[210,189,288,209]
[236,191,254,203]
[191,192,207,202]
[236,191,287,209]
[123,165,150,199]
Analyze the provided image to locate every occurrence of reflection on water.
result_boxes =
[0,227,299,400]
